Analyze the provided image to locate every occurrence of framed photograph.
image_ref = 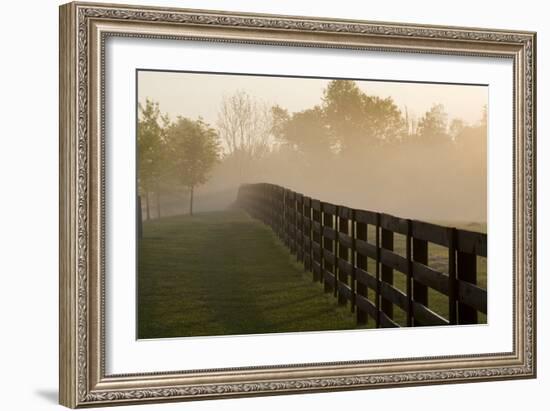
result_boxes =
[59,1,536,408]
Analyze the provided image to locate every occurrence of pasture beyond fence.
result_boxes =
[237,183,487,328]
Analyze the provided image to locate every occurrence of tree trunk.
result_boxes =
[188,186,194,216]
[145,191,150,221]
[155,190,161,219]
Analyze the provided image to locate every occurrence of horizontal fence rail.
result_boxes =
[237,183,488,328]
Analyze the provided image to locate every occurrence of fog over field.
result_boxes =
[137,71,487,227]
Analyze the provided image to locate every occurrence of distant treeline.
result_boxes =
[138,79,487,222]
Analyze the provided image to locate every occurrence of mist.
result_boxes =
[137,72,487,229]
[195,140,485,223]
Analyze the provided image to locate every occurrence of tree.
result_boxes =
[416,103,449,143]
[165,117,219,215]
[455,107,488,157]
[480,104,487,127]
[321,80,405,153]
[216,90,273,180]
[270,105,291,143]
[271,105,332,158]
[364,95,407,143]
[137,98,166,220]
[449,118,466,141]
[322,80,366,153]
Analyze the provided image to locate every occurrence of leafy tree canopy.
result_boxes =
[321,80,406,152]
[137,98,168,193]
[165,116,220,189]
[271,105,332,157]
[416,103,449,143]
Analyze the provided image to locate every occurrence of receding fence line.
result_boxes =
[237,183,487,328]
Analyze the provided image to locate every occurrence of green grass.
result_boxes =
[138,210,487,339]
[138,209,365,339]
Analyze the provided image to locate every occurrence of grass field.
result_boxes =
[137,209,365,339]
[137,209,487,339]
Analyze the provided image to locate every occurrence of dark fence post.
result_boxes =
[448,228,458,325]
[322,204,335,294]
[283,189,289,248]
[312,201,322,282]
[292,193,298,256]
[355,222,369,324]
[278,187,284,241]
[303,197,312,272]
[350,211,356,313]
[274,185,279,231]
[380,226,394,322]
[296,194,303,262]
[457,250,478,324]
[405,220,413,327]
[375,213,381,328]
[269,185,275,230]
[275,186,285,242]
[356,219,368,324]
[286,191,296,254]
[337,209,349,306]
[412,237,429,326]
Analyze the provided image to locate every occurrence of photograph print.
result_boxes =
[136,70,488,339]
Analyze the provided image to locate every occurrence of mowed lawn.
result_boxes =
[138,209,364,339]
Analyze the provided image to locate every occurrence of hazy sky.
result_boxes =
[137,70,487,127]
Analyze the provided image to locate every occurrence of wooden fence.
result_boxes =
[237,183,487,328]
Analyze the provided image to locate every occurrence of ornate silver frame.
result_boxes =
[59,2,536,408]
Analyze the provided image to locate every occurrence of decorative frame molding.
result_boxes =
[59,1,536,408]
